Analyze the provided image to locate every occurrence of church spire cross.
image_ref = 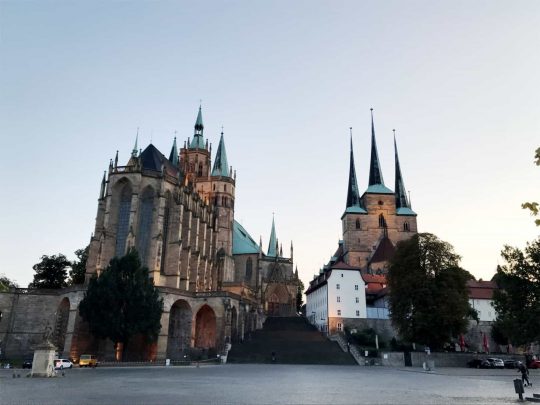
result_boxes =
[189,105,206,149]
[368,108,385,186]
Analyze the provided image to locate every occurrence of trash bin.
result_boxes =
[514,379,524,400]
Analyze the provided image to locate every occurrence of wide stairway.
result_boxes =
[227,317,356,365]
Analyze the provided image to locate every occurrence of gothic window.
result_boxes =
[378,214,386,228]
[115,184,132,256]
[160,193,171,273]
[198,163,203,177]
[137,187,155,264]
[245,257,253,282]
[404,222,410,232]
[355,218,361,229]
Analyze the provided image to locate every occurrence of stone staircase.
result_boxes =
[527,393,540,402]
[227,317,356,365]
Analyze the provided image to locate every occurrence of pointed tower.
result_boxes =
[169,137,179,166]
[179,106,211,183]
[393,130,417,240]
[267,216,277,257]
[366,109,393,194]
[211,132,229,176]
[341,128,368,267]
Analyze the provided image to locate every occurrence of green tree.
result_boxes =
[78,249,164,360]
[522,147,540,226]
[296,279,305,312]
[29,254,70,289]
[387,233,475,350]
[0,275,18,292]
[491,239,540,346]
[70,245,89,285]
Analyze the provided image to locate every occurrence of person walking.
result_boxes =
[518,361,531,387]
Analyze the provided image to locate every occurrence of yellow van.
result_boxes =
[79,354,98,368]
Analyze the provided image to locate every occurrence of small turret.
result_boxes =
[267,216,277,257]
[211,131,230,177]
[189,106,206,149]
[99,171,106,200]
[132,129,139,157]
[169,136,179,166]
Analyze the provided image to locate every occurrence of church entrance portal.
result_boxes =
[167,300,192,360]
[194,305,216,349]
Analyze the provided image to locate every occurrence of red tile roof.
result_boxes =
[467,280,497,300]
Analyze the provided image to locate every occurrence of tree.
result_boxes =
[387,233,475,350]
[70,245,89,285]
[522,147,540,226]
[491,239,540,346]
[296,279,305,312]
[78,249,163,360]
[29,254,70,289]
[0,275,18,292]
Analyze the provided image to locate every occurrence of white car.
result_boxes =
[54,359,73,370]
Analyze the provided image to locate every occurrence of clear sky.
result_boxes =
[1,0,539,288]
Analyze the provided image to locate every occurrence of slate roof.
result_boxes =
[211,133,229,177]
[140,144,179,177]
[369,236,396,264]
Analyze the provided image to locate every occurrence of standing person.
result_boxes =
[518,361,531,387]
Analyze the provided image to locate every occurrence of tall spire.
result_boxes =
[132,128,139,157]
[368,109,385,186]
[211,131,230,177]
[394,130,416,215]
[169,136,178,166]
[346,128,364,209]
[267,215,277,257]
[189,105,206,149]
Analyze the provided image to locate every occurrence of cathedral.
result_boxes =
[0,107,300,362]
[305,110,418,334]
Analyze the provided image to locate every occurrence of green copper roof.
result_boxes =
[189,106,206,149]
[346,134,366,211]
[367,109,386,188]
[233,220,260,254]
[364,184,394,194]
[267,217,277,257]
[211,132,230,177]
[169,137,178,166]
[394,133,411,211]
[396,207,417,216]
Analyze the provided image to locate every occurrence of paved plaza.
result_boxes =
[0,364,537,405]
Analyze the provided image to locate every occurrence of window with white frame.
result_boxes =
[355,285,358,290]
[336,284,340,290]
[337,296,340,302]
[337,323,342,331]
[356,310,360,316]
[355,297,359,303]
[337,309,341,316]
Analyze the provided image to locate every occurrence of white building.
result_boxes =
[306,261,367,334]
[467,280,497,322]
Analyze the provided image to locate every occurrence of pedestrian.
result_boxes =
[518,361,531,387]
[271,351,276,362]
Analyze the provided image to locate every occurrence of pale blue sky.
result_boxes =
[1,0,539,287]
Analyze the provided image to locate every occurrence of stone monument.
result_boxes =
[31,323,57,377]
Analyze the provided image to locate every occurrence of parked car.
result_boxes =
[22,359,33,369]
[467,358,491,368]
[79,354,98,368]
[486,358,505,369]
[529,360,540,369]
[504,359,518,369]
[54,359,73,370]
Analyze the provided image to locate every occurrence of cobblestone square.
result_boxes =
[0,364,537,405]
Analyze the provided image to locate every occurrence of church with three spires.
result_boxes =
[305,110,418,334]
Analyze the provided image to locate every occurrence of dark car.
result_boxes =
[467,358,491,368]
[504,359,518,369]
[22,359,32,369]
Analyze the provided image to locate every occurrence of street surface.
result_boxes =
[0,364,537,404]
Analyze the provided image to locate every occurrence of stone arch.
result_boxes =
[166,299,192,360]
[230,306,238,343]
[137,185,155,265]
[194,305,216,349]
[54,297,70,354]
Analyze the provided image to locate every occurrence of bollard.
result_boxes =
[514,378,524,401]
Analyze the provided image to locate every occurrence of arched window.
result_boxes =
[355,219,361,229]
[403,222,410,232]
[245,257,253,282]
[378,214,386,228]
[198,163,203,177]
[160,193,171,273]
[115,184,132,256]
[137,187,155,264]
